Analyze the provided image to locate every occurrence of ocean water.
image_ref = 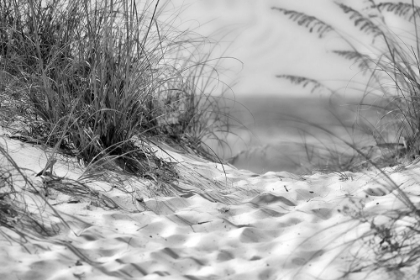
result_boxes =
[206,95,391,175]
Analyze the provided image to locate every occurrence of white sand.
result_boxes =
[1,129,420,280]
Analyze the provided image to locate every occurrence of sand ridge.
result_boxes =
[1,132,420,279]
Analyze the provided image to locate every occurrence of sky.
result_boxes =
[159,0,417,97]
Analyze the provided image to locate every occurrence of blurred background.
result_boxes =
[158,0,414,174]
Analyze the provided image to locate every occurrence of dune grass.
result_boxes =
[273,0,420,171]
[0,0,239,177]
[273,0,420,277]
[0,0,241,247]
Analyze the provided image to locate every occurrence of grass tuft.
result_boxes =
[0,0,235,177]
[0,0,239,248]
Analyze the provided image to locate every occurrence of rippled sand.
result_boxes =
[1,130,420,280]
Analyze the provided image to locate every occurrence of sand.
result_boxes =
[1,128,420,280]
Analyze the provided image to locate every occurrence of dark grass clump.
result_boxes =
[0,0,235,178]
[0,0,239,257]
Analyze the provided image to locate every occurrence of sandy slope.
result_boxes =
[1,129,420,280]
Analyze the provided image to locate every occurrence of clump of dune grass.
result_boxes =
[0,0,240,251]
[273,0,420,171]
[0,0,240,256]
[0,0,234,180]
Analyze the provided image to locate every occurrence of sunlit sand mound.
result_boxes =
[1,130,420,280]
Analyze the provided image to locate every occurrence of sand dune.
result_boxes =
[1,130,420,280]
